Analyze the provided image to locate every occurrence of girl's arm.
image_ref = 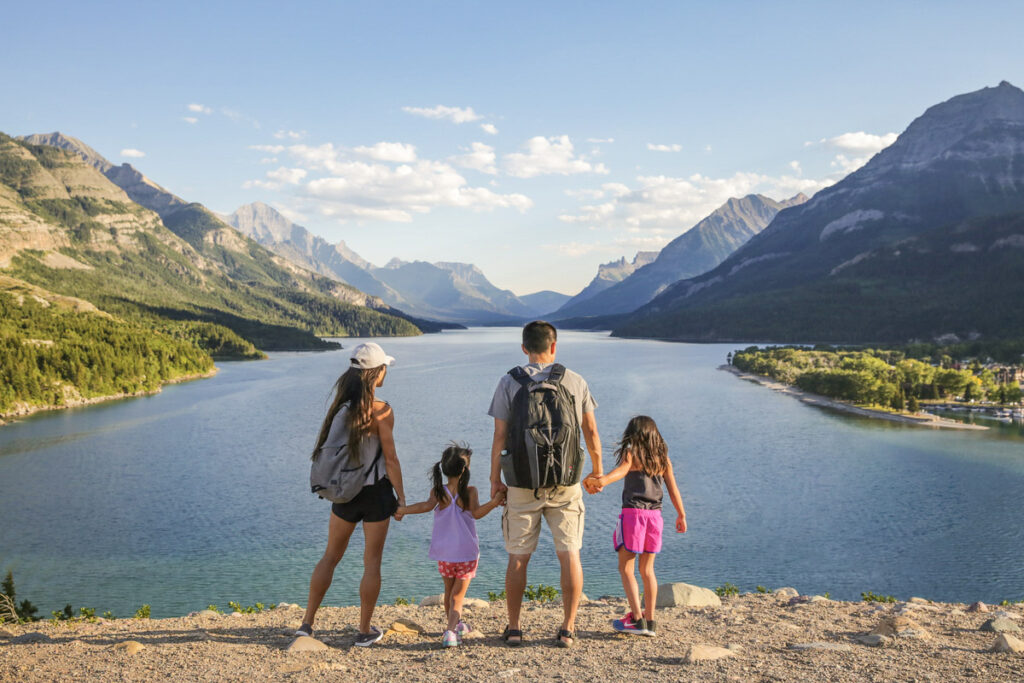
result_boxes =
[662,458,687,533]
[373,402,405,508]
[595,450,633,489]
[397,491,437,516]
[468,486,505,519]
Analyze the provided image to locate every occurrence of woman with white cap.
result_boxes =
[296,342,406,646]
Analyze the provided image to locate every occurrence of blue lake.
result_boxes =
[1,328,1023,618]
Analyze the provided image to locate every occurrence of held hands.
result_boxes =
[492,489,507,506]
[676,515,687,533]
[491,479,508,505]
[394,498,407,521]
[582,473,604,494]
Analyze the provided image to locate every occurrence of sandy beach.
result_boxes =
[720,366,989,431]
[2,593,1022,682]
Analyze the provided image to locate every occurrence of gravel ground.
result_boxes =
[2,594,1023,682]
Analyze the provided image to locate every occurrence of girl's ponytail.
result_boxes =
[456,466,471,511]
[430,461,446,505]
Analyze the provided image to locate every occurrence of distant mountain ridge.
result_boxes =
[615,81,1024,343]
[554,193,807,320]
[227,201,559,323]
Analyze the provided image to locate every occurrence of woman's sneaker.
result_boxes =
[643,619,657,637]
[442,629,459,648]
[612,612,648,635]
[354,626,383,647]
[294,623,314,638]
[455,621,471,643]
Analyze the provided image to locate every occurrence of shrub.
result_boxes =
[523,584,559,604]
[715,583,740,597]
[860,591,897,603]
[134,604,151,619]
[393,597,412,606]
[487,590,507,602]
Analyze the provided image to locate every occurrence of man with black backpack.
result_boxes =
[488,321,602,648]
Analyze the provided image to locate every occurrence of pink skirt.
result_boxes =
[438,559,478,579]
[613,508,663,554]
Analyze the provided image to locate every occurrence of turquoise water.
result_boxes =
[1,328,1023,618]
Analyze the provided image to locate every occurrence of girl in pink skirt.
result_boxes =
[398,443,505,647]
[587,415,687,637]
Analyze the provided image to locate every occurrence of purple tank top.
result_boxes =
[428,486,480,563]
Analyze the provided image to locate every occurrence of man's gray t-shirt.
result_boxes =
[488,362,597,426]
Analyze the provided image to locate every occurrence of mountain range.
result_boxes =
[225,202,570,324]
[553,193,807,321]
[614,81,1024,343]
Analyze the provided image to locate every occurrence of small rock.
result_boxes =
[909,597,929,604]
[968,601,989,613]
[0,627,15,638]
[462,629,486,639]
[463,598,489,610]
[809,595,830,603]
[980,617,1021,633]
[773,587,799,599]
[12,632,51,644]
[788,642,854,652]
[787,595,811,606]
[992,610,1020,620]
[684,644,737,662]
[498,670,521,679]
[726,643,744,652]
[950,608,966,616]
[111,640,146,654]
[990,633,1024,653]
[390,618,427,634]
[288,635,328,652]
[275,602,294,610]
[197,610,220,618]
[419,594,444,607]
[229,611,244,617]
[869,616,931,640]
[655,583,722,609]
[856,634,891,647]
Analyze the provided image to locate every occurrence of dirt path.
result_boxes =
[2,594,1021,682]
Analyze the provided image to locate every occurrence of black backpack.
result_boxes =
[501,364,584,489]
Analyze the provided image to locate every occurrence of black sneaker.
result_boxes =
[643,619,657,637]
[354,626,383,647]
[294,623,314,638]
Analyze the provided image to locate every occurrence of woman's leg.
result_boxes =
[358,517,391,633]
[442,576,456,626]
[617,547,641,619]
[302,512,357,627]
[637,553,657,622]
[447,578,471,632]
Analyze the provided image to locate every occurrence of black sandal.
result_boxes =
[555,628,575,648]
[501,625,523,647]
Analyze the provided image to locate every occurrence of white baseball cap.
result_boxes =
[350,342,395,369]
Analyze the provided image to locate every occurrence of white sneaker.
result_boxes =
[354,626,383,647]
[442,629,459,647]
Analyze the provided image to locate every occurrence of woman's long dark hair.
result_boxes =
[614,415,669,477]
[430,442,472,510]
[311,364,387,459]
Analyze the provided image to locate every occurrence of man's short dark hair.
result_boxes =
[522,320,557,354]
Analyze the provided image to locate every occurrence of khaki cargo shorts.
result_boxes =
[502,484,585,555]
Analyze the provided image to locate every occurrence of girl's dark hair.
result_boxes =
[430,442,472,510]
[311,364,387,459]
[614,415,669,478]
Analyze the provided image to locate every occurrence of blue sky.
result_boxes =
[3,1,1023,295]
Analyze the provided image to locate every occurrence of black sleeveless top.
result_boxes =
[622,470,663,510]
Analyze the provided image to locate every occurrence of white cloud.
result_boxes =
[182,116,199,124]
[559,171,832,242]
[273,129,306,140]
[402,104,482,124]
[504,135,609,178]
[187,103,212,114]
[249,144,285,153]
[353,141,418,162]
[222,107,260,128]
[647,143,682,152]
[480,123,499,135]
[259,157,278,164]
[705,145,712,153]
[586,137,615,144]
[302,159,532,221]
[450,142,497,174]
[242,166,308,190]
[286,143,340,170]
[825,131,897,153]
[120,148,145,158]
[789,160,802,174]
[830,153,872,175]
[565,182,631,200]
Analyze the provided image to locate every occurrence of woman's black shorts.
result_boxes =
[332,478,398,523]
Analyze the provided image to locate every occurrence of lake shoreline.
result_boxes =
[0,367,219,427]
[3,594,1021,681]
[720,365,989,430]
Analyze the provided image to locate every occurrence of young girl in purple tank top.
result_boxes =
[397,443,505,647]
[587,415,687,637]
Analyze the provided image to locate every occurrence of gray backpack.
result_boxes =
[310,443,382,503]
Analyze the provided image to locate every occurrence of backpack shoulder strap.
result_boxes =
[547,363,566,384]
[508,366,532,387]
